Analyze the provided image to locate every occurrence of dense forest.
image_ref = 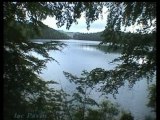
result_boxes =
[58,30,76,38]
[33,24,71,39]
[56,30,104,41]
[73,32,103,41]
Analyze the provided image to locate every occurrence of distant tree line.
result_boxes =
[73,32,104,41]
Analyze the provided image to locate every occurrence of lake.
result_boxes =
[33,39,156,120]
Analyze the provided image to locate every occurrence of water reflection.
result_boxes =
[81,45,97,52]
[37,39,155,120]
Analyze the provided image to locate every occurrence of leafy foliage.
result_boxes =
[63,70,122,120]
[88,2,157,96]
[104,2,156,33]
[4,2,156,120]
[147,84,156,112]
[3,2,66,120]
[63,70,99,120]
[145,115,156,120]
[99,100,119,120]
[50,2,104,30]
[85,108,102,120]
[120,111,134,120]
[85,100,119,120]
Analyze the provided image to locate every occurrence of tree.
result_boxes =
[63,70,99,120]
[3,2,66,120]
[120,111,134,120]
[64,70,121,120]
[87,2,156,95]
[3,2,104,119]
[4,2,156,119]
[98,100,119,120]
[147,84,156,112]
[85,100,119,120]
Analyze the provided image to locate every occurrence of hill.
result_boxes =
[33,24,71,39]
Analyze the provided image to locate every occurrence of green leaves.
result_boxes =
[147,84,156,112]
[4,2,67,119]
[76,86,85,94]
[72,93,83,103]
[89,68,106,83]
[120,111,134,120]
[85,98,99,106]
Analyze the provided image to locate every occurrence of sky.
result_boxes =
[42,7,108,33]
[42,6,154,33]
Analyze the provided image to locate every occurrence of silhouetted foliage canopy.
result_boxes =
[4,2,156,120]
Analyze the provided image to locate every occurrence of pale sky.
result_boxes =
[42,6,154,33]
[42,7,108,33]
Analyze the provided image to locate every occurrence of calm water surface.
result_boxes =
[33,39,155,120]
